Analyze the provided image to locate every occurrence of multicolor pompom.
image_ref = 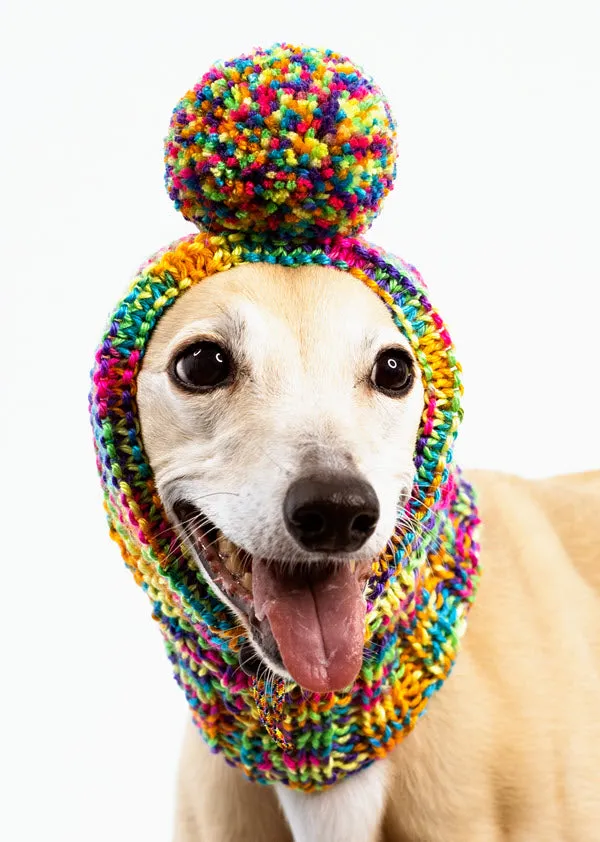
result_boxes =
[164,44,397,240]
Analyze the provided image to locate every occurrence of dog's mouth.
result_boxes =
[172,501,373,693]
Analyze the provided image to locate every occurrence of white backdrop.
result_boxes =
[2,1,599,840]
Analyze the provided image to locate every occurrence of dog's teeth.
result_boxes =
[349,560,357,574]
[218,534,237,559]
[233,550,246,575]
[216,532,252,582]
[242,572,253,591]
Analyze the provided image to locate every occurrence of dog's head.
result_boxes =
[90,47,473,784]
[137,262,424,692]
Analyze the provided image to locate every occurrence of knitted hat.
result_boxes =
[90,44,480,791]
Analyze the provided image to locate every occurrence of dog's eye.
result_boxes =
[171,341,232,391]
[371,348,414,395]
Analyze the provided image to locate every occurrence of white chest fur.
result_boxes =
[275,758,390,842]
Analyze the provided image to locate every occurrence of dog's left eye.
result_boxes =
[371,348,414,395]
[171,341,233,391]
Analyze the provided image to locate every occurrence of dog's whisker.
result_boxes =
[255,445,294,477]
[158,509,209,535]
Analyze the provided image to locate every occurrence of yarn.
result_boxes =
[90,45,481,793]
[164,44,396,240]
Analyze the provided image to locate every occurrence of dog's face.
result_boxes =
[137,263,424,692]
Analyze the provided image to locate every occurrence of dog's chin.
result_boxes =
[171,500,375,693]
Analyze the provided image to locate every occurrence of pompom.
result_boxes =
[164,44,397,240]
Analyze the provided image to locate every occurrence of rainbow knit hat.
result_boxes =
[90,44,480,791]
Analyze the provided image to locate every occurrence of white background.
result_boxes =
[1,1,599,840]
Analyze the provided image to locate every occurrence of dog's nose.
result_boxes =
[284,473,380,552]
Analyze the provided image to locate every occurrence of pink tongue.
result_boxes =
[252,561,366,693]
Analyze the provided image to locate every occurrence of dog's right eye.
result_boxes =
[170,341,233,392]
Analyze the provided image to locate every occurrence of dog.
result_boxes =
[136,261,600,842]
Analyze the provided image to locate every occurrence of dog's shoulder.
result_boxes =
[531,470,600,598]
[465,468,600,597]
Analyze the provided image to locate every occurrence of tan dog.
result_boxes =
[137,263,600,842]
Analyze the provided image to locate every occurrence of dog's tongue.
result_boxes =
[252,560,366,693]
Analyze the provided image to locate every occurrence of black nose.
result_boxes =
[284,473,380,552]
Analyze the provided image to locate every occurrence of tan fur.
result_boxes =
[137,265,600,841]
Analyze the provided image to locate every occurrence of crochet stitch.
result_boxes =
[90,45,480,792]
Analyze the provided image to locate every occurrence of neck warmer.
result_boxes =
[90,44,480,792]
